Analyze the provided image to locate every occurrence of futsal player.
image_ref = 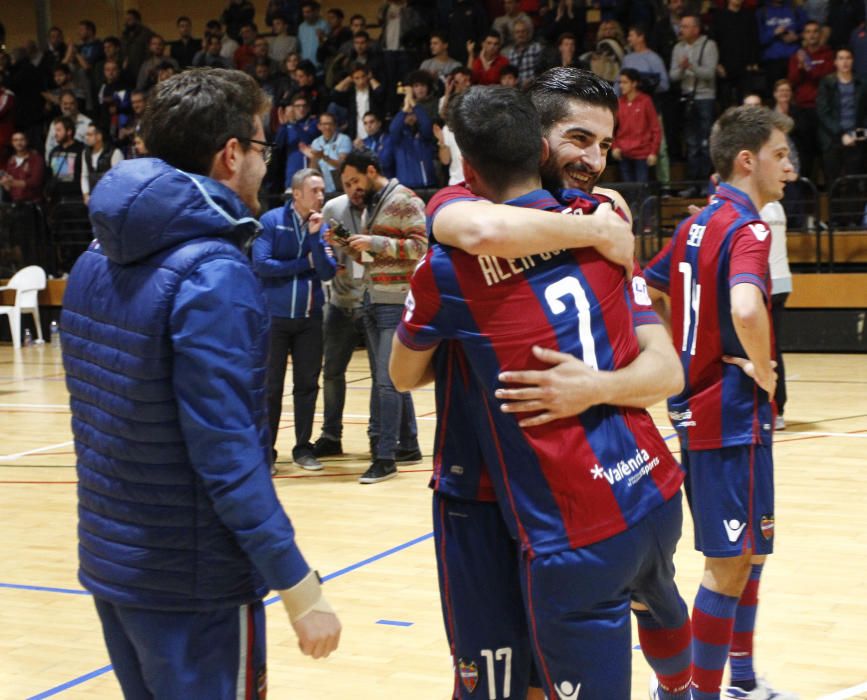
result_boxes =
[392,85,691,700]
[644,106,798,700]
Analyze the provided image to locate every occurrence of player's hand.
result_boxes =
[291,609,342,659]
[347,234,373,252]
[647,154,658,167]
[687,204,703,216]
[589,202,634,280]
[722,355,778,396]
[496,346,604,426]
[611,147,622,160]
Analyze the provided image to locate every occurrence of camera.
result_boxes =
[396,83,411,96]
[328,218,351,241]
[854,128,867,142]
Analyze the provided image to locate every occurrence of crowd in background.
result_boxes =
[1,0,867,276]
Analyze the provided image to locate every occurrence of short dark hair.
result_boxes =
[500,64,519,78]
[80,20,96,35]
[206,19,222,32]
[449,66,472,79]
[104,36,120,48]
[362,110,381,121]
[339,148,382,177]
[350,14,365,24]
[447,85,541,192]
[327,8,344,20]
[301,1,321,11]
[126,9,142,22]
[88,122,107,140]
[353,30,370,41]
[484,29,502,42]
[177,16,192,25]
[56,115,76,134]
[405,70,433,89]
[430,31,448,43]
[59,88,78,102]
[557,32,577,46]
[296,60,317,77]
[527,68,618,134]
[628,24,647,38]
[836,46,854,59]
[350,62,371,75]
[710,106,793,181]
[142,68,267,175]
[54,64,71,75]
[620,67,641,83]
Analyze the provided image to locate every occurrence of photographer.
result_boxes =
[389,79,436,189]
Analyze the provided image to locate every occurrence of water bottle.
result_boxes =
[50,320,60,348]
[23,328,33,347]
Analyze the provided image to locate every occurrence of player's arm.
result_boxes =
[495,319,683,427]
[728,282,775,395]
[593,186,633,227]
[648,285,672,332]
[389,337,438,392]
[432,199,634,272]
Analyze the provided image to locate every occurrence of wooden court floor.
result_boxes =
[0,346,865,700]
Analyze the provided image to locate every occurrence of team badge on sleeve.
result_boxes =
[761,515,775,540]
[748,222,770,241]
[631,276,652,306]
[458,659,479,693]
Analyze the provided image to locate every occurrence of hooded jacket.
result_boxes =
[61,158,309,610]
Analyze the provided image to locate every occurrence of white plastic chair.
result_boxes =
[0,266,48,348]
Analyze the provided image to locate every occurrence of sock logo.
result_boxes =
[555,681,582,700]
[723,518,747,543]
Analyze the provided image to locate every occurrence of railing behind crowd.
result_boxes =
[827,175,867,272]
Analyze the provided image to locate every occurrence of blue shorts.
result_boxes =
[94,597,267,700]
[432,492,537,699]
[683,443,775,557]
[520,492,688,700]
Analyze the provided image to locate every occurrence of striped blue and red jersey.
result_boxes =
[401,186,684,556]
[644,182,774,451]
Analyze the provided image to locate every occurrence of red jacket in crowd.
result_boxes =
[471,54,509,85]
[2,150,46,203]
[787,45,836,109]
[613,91,661,160]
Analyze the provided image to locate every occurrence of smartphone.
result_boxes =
[854,128,867,141]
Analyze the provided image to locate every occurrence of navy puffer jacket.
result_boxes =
[61,158,309,610]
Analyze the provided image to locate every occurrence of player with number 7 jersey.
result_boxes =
[399,185,685,559]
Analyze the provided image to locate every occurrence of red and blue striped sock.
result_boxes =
[633,606,692,699]
[691,585,739,700]
[728,563,763,691]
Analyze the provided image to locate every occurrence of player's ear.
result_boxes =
[462,159,478,187]
[735,149,753,174]
[539,137,550,167]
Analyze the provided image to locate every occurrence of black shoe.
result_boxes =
[359,459,397,484]
[292,444,323,471]
[312,436,343,457]
[395,447,423,465]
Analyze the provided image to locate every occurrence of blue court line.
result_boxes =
[0,582,90,595]
[25,531,434,699]
[27,665,114,700]
[664,433,677,442]
[377,619,414,627]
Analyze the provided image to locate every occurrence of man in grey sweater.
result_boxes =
[670,14,719,191]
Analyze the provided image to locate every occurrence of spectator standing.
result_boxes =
[254,168,337,470]
[298,1,329,68]
[468,30,510,85]
[582,19,626,84]
[268,15,299,64]
[757,0,806,86]
[44,27,68,76]
[233,23,259,71]
[61,68,340,698]
[852,22,867,80]
[493,0,532,47]
[136,35,178,92]
[193,36,232,68]
[541,0,587,47]
[247,36,280,77]
[433,122,463,185]
[389,89,436,189]
[6,48,44,151]
[222,0,256,43]
[45,91,92,155]
[1,131,44,203]
[345,31,385,81]
[295,60,329,113]
[336,149,427,483]
[761,199,792,430]
[651,0,686,70]
[318,8,353,72]
[117,90,146,158]
[170,16,201,69]
[817,47,867,184]
[46,116,84,202]
[670,14,719,190]
[618,24,670,95]
[301,112,352,193]
[330,63,386,140]
[505,17,544,86]
[787,20,835,179]
[378,0,427,112]
[357,111,394,178]
[80,123,123,205]
[0,80,14,158]
[612,68,661,182]
[406,70,440,123]
[445,0,490,64]
[712,0,761,108]
[274,92,320,188]
[420,33,462,83]
[827,0,865,49]
[121,9,154,80]
[96,61,132,143]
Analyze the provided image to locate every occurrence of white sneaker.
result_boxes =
[723,677,799,700]
[774,415,785,430]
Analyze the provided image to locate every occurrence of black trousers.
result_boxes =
[771,292,788,415]
[266,315,323,455]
